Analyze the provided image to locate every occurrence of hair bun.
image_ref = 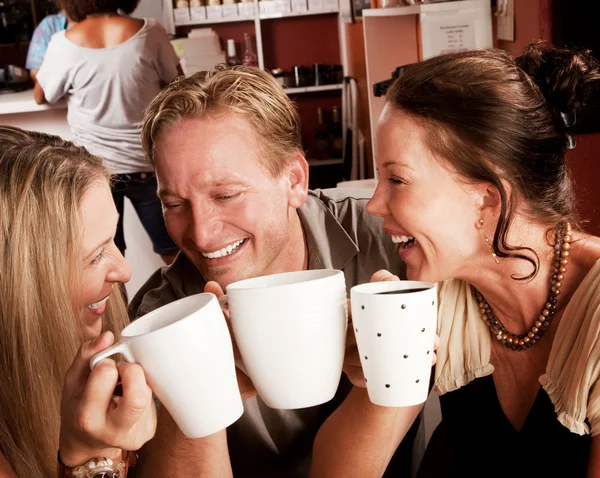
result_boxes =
[516,40,600,114]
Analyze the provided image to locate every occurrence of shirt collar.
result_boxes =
[298,191,359,271]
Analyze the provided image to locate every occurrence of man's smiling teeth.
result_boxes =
[88,296,110,310]
[391,235,416,244]
[201,239,245,259]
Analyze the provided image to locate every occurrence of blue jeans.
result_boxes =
[111,172,178,256]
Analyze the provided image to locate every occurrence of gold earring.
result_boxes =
[479,218,500,264]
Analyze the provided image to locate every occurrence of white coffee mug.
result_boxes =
[350,281,437,407]
[90,293,243,438]
[223,269,348,409]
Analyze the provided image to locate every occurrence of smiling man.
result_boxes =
[129,66,423,477]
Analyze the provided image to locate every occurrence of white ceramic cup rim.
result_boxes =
[225,269,344,293]
[121,292,216,340]
[351,280,435,296]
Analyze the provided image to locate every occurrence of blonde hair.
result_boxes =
[142,66,303,177]
[0,126,129,477]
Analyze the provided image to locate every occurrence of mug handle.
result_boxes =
[89,340,135,370]
[215,294,249,376]
[218,294,228,308]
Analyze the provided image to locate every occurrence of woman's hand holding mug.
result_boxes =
[59,331,157,467]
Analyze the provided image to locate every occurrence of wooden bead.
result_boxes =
[543,309,550,317]
[560,266,567,273]
[563,234,572,243]
[562,242,571,250]
[561,258,569,265]
[528,331,535,338]
[532,327,539,333]
[524,337,530,343]
[557,274,564,281]
[561,250,569,258]
[535,320,542,328]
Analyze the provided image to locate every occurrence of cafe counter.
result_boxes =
[0,89,71,139]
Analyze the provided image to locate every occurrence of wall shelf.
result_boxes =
[173,8,338,27]
[284,83,343,94]
[307,158,344,166]
[174,16,254,26]
[260,8,338,19]
[361,0,487,17]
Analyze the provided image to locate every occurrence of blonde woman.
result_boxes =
[0,126,156,477]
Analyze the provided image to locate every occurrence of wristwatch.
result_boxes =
[57,451,135,478]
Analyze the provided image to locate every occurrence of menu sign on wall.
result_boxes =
[420,11,479,60]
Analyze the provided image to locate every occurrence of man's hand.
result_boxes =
[59,332,157,467]
[205,281,257,400]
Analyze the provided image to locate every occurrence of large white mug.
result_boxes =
[224,269,348,409]
[350,281,437,407]
[90,293,243,438]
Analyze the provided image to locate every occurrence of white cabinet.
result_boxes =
[362,0,493,172]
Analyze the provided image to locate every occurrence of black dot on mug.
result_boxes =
[403,354,408,359]
[361,305,365,310]
[416,379,420,383]
[377,333,382,337]
[385,384,390,388]
[401,304,406,309]
[427,350,430,355]
[365,356,368,360]
[355,328,358,333]
[421,328,425,332]
[432,301,435,306]
[365,378,367,383]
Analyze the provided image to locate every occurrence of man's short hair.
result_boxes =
[142,65,303,177]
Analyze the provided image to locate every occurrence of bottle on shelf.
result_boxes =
[242,33,258,68]
[226,39,241,67]
[315,107,329,160]
[329,106,343,159]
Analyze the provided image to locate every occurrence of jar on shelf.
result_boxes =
[271,68,286,88]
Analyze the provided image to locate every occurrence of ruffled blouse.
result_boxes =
[434,259,600,436]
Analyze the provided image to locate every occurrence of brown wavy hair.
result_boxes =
[61,0,141,22]
[0,126,129,476]
[386,41,600,280]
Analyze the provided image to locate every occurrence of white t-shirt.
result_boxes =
[37,18,179,174]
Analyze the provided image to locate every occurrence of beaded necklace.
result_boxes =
[474,223,572,351]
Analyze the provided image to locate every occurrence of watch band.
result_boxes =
[57,450,134,478]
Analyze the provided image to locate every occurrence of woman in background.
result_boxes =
[0,126,156,477]
[33,0,182,266]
